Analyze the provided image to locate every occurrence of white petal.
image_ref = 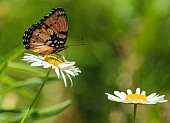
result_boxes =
[127,89,132,95]
[105,93,124,102]
[23,57,39,62]
[30,62,43,66]
[65,61,75,66]
[60,70,67,87]
[59,62,75,69]
[76,69,81,73]
[72,69,81,75]
[114,91,122,98]
[54,67,60,78]
[157,96,168,102]
[136,88,140,94]
[157,100,168,103]
[145,101,157,104]
[147,93,157,100]
[120,92,127,99]
[64,70,75,77]
[114,91,126,100]
[151,95,165,102]
[141,91,146,95]
[24,53,37,57]
[155,95,165,101]
[66,73,73,87]
[23,54,44,62]
[43,62,52,68]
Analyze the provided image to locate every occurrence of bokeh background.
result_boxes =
[0,0,170,123]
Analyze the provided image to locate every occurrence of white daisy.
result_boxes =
[22,53,81,87]
[105,88,168,104]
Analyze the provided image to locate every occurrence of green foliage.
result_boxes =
[0,0,170,123]
[0,99,71,123]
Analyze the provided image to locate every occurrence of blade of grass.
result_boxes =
[0,77,58,95]
[0,45,24,69]
[0,99,71,123]
[0,76,33,98]
[0,45,24,76]
[8,61,57,78]
[20,67,52,123]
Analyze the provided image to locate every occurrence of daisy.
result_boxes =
[22,53,81,87]
[105,88,168,104]
[105,88,167,123]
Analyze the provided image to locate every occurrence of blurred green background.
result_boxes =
[0,0,170,123]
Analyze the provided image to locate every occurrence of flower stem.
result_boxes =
[20,67,52,123]
[133,104,137,123]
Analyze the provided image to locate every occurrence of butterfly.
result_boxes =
[23,7,68,54]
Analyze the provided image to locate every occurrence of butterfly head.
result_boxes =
[54,46,68,54]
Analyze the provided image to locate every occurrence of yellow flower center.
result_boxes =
[44,55,63,66]
[125,94,147,102]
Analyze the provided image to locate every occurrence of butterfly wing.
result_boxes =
[23,8,68,54]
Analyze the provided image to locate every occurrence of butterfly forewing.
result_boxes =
[23,7,68,54]
[30,24,55,54]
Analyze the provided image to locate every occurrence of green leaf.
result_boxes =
[0,45,24,69]
[0,45,25,75]
[0,76,33,98]
[0,77,57,95]
[7,99,72,123]
[7,61,57,78]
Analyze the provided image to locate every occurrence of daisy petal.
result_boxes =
[43,62,52,68]
[120,92,127,99]
[114,91,126,100]
[147,93,157,100]
[141,91,146,95]
[136,88,140,94]
[54,67,60,78]
[60,70,67,87]
[30,62,43,66]
[127,89,132,95]
[59,62,75,68]
[64,70,75,77]
[105,93,124,102]
[66,73,73,87]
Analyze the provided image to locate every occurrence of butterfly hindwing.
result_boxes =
[23,7,68,54]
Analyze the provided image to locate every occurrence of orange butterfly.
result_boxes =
[23,8,68,54]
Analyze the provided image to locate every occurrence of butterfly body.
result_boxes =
[23,8,68,54]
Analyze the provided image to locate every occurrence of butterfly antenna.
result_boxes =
[67,43,85,47]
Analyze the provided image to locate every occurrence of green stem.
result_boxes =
[20,67,52,123]
[133,104,138,123]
